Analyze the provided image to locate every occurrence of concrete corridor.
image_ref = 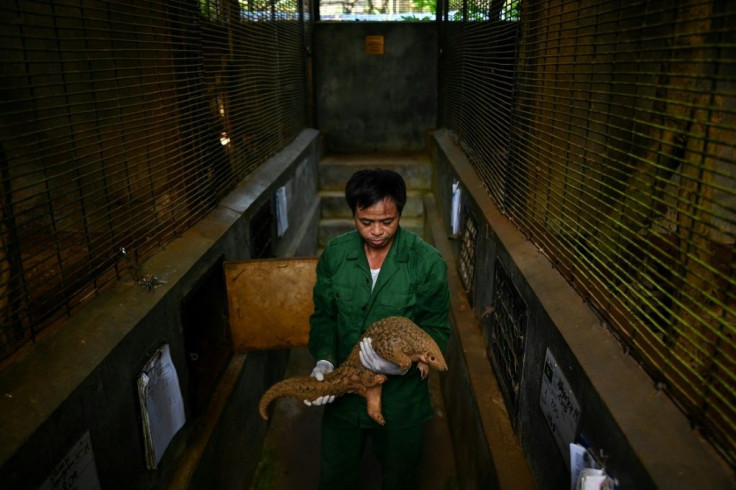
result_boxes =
[249,152,458,489]
[167,150,533,490]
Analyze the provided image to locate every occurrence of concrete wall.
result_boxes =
[313,22,437,153]
[0,130,322,489]
[430,129,736,490]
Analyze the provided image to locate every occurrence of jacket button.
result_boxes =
[361,305,367,311]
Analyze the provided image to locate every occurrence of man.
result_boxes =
[307,168,451,489]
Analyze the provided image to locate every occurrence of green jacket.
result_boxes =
[309,227,450,428]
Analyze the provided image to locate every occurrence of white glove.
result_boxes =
[359,337,406,375]
[309,359,334,381]
[304,360,335,406]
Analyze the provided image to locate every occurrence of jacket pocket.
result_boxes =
[376,293,416,317]
[333,285,357,320]
[334,286,354,303]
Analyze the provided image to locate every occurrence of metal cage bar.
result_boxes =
[0,0,309,361]
[439,0,736,469]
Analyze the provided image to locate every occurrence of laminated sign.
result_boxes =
[540,348,581,462]
[39,431,101,490]
[138,344,186,469]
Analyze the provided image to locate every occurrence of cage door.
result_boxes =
[224,258,318,351]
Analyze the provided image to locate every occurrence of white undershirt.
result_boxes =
[370,268,381,290]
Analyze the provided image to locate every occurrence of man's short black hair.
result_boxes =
[345,168,407,216]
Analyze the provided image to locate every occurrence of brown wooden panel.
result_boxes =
[224,258,318,351]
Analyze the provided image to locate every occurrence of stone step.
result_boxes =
[318,217,424,248]
[319,190,425,219]
[319,152,432,191]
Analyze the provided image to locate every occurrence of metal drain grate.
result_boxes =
[488,259,528,420]
[458,214,478,304]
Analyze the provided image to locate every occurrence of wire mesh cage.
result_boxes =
[0,0,309,362]
[439,0,736,468]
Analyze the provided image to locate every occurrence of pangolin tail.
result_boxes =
[258,375,347,420]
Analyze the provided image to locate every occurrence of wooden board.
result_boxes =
[224,258,318,351]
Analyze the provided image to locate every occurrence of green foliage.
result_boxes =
[501,0,520,21]
[412,0,436,11]
[438,0,521,22]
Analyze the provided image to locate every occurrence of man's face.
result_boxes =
[354,197,401,251]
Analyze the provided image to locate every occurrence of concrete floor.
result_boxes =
[249,347,458,490]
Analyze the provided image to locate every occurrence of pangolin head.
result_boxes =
[421,349,448,371]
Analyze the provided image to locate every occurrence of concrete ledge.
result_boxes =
[0,129,321,489]
[425,194,535,490]
[431,128,735,489]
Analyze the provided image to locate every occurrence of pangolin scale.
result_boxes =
[258,316,448,425]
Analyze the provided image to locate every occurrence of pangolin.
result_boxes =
[258,316,448,425]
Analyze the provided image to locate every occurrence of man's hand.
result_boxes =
[359,337,406,375]
[304,360,335,406]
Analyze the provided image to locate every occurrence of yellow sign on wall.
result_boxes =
[365,35,385,55]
